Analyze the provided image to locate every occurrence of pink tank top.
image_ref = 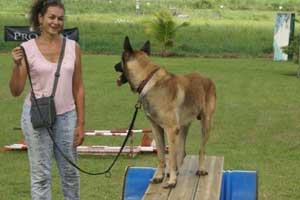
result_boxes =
[21,37,76,115]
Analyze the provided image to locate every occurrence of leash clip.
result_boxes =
[105,171,112,178]
[135,100,142,109]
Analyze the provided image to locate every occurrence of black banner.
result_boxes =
[4,26,79,42]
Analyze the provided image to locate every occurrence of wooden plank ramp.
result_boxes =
[142,155,224,200]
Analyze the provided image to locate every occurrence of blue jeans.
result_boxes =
[21,104,80,200]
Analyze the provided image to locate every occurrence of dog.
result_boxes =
[114,36,216,188]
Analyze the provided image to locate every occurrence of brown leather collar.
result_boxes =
[137,68,159,94]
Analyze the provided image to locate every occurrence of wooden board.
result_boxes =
[167,156,200,200]
[194,156,224,200]
[141,169,172,200]
[142,155,224,200]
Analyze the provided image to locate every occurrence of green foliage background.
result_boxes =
[0,0,299,57]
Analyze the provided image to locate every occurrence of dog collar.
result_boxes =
[137,68,159,94]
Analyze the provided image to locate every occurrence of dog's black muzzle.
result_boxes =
[114,62,128,85]
[114,62,123,73]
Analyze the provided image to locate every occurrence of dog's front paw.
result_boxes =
[166,171,179,178]
[151,168,165,184]
[151,176,164,184]
[196,170,208,176]
[162,180,177,189]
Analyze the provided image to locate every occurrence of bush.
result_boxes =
[144,11,189,56]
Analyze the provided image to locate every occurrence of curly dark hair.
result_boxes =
[29,0,65,31]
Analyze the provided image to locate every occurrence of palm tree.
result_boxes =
[145,11,189,57]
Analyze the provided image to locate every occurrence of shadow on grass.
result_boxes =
[281,72,298,77]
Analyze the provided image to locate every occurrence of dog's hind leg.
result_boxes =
[176,124,190,168]
[197,113,210,176]
[148,118,166,184]
[197,84,216,176]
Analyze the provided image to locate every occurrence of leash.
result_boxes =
[47,100,142,176]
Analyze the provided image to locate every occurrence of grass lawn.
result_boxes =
[0,53,300,199]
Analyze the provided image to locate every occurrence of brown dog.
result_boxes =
[114,37,216,188]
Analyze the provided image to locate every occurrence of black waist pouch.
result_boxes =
[30,96,56,129]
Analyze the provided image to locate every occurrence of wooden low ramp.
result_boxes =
[142,155,224,200]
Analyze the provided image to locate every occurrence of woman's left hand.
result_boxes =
[73,125,85,147]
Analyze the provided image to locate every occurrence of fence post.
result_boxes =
[136,0,141,15]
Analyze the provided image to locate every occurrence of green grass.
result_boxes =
[1,53,300,199]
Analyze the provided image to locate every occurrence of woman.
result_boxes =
[9,0,84,199]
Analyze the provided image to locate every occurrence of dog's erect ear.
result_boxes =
[140,40,150,55]
[124,36,133,53]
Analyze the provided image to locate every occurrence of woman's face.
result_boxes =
[39,6,64,36]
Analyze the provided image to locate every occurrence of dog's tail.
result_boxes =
[206,80,216,116]
[197,79,216,120]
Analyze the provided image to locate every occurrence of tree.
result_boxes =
[282,35,299,64]
[145,11,189,57]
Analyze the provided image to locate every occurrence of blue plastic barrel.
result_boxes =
[122,167,156,200]
[220,170,258,200]
[123,167,257,200]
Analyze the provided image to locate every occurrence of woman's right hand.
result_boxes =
[9,46,27,97]
[11,47,24,66]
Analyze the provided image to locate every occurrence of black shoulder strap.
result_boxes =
[20,37,66,98]
[51,37,66,97]
[19,45,33,97]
